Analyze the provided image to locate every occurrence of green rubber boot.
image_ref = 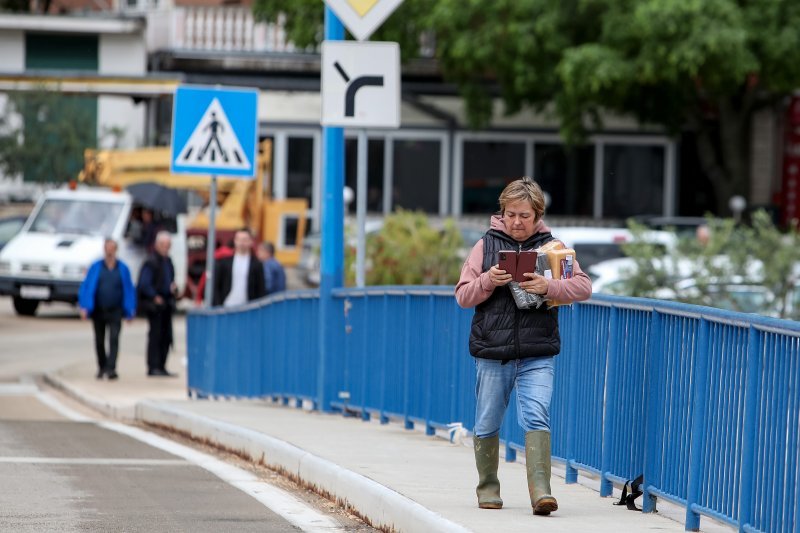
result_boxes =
[525,430,558,515]
[473,435,503,509]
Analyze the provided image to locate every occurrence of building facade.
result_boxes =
[0,2,790,228]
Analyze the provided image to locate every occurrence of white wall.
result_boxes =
[0,30,24,71]
[98,33,147,148]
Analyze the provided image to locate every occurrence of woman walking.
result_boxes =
[455,177,592,515]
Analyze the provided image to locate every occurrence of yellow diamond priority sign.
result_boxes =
[323,0,404,41]
[346,0,379,17]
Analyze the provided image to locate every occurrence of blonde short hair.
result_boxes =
[498,177,546,221]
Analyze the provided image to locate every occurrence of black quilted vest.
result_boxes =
[469,229,561,361]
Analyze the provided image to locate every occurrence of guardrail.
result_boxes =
[187,288,800,533]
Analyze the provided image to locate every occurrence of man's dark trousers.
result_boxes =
[146,305,173,372]
[92,307,122,372]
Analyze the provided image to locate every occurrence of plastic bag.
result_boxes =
[509,281,546,309]
[507,252,551,309]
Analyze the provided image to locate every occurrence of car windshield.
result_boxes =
[0,217,24,243]
[29,199,124,237]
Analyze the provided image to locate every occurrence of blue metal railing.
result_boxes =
[187,288,800,533]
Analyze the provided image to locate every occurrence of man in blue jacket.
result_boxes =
[78,238,136,380]
[256,241,286,295]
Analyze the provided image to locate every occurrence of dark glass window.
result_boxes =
[462,141,525,214]
[603,145,665,218]
[534,143,594,216]
[25,34,98,71]
[393,140,440,213]
[286,137,314,208]
[345,138,385,213]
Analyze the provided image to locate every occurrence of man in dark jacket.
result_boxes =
[78,238,137,380]
[137,231,178,377]
[212,228,266,307]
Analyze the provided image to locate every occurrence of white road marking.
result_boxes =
[0,383,39,396]
[34,391,93,422]
[0,457,189,466]
[38,389,347,532]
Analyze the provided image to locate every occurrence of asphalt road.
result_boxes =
[0,297,370,532]
[0,395,303,532]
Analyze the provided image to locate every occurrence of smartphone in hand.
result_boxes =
[516,251,538,282]
[498,250,517,280]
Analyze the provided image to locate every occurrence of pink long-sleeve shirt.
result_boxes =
[455,216,593,308]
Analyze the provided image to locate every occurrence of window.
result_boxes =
[603,145,665,218]
[286,137,314,208]
[462,141,525,214]
[393,140,441,213]
[345,138,385,213]
[534,143,594,216]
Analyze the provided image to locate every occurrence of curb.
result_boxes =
[135,400,472,533]
[42,372,129,421]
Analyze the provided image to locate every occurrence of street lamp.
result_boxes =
[729,195,747,223]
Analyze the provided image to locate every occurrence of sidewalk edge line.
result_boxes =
[43,372,123,420]
[135,400,473,533]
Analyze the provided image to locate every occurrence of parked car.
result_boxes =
[589,254,800,318]
[550,226,676,271]
[0,215,26,250]
[588,256,698,294]
[654,279,774,315]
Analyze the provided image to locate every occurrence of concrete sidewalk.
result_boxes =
[45,354,731,532]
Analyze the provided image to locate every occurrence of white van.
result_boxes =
[0,187,187,316]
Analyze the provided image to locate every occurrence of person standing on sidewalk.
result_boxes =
[78,238,136,380]
[455,177,592,516]
[212,228,266,307]
[256,241,286,295]
[137,231,178,377]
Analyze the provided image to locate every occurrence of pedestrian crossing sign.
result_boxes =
[170,85,259,178]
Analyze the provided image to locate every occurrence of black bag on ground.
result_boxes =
[614,474,645,511]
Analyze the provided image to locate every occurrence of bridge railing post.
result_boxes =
[685,317,710,530]
[564,303,580,484]
[599,306,620,497]
[737,326,762,532]
[642,309,664,513]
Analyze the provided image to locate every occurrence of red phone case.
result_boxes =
[516,251,538,282]
[498,250,517,279]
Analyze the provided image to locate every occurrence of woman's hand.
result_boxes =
[488,265,513,287]
[520,272,548,295]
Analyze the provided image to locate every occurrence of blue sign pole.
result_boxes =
[317,6,345,412]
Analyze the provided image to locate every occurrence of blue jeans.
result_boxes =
[474,356,555,438]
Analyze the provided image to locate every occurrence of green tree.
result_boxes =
[618,211,800,318]
[344,210,464,286]
[0,90,96,183]
[253,0,800,214]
